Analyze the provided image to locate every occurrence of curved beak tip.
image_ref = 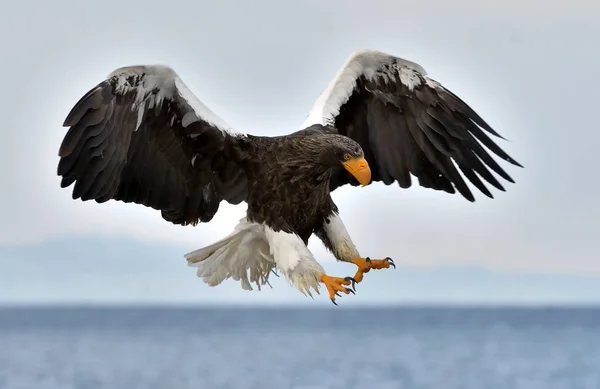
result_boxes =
[343,157,371,187]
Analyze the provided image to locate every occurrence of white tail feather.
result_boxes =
[185,219,276,291]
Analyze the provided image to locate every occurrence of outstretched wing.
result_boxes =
[58,65,249,225]
[303,50,522,201]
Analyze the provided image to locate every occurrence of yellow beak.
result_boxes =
[342,157,371,186]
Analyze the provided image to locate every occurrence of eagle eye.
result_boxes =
[343,153,352,161]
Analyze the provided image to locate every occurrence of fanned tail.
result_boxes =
[185,219,276,291]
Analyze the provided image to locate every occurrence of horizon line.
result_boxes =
[2,302,600,310]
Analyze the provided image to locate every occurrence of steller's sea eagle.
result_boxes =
[57,49,522,304]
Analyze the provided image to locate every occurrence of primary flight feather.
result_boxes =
[57,49,522,304]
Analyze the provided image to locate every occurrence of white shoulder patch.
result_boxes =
[301,49,428,129]
[108,64,243,137]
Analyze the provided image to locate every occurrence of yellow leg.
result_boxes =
[351,257,395,283]
[320,274,356,305]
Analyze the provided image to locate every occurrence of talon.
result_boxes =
[321,274,357,305]
[344,276,357,291]
[351,256,396,283]
[386,257,396,268]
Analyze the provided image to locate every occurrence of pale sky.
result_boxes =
[0,0,598,304]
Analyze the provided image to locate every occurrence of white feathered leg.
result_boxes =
[186,218,356,303]
[317,212,396,283]
[263,226,356,303]
[262,227,326,297]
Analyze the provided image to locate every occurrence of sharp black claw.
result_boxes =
[331,298,338,306]
[335,291,342,297]
[386,257,396,268]
[345,287,355,295]
[344,276,357,291]
[365,257,371,263]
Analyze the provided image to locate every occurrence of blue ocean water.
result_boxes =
[0,307,599,389]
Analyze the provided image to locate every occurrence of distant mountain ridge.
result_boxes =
[2,236,600,306]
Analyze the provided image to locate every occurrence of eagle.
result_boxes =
[57,49,521,304]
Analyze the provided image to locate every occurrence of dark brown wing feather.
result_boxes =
[58,66,248,225]
[330,63,522,201]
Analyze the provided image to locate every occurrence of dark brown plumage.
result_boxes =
[57,67,363,239]
[239,130,360,242]
[58,67,248,226]
[327,60,522,200]
[58,52,522,236]
[57,50,523,303]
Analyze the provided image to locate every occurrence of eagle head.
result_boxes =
[328,135,371,187]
